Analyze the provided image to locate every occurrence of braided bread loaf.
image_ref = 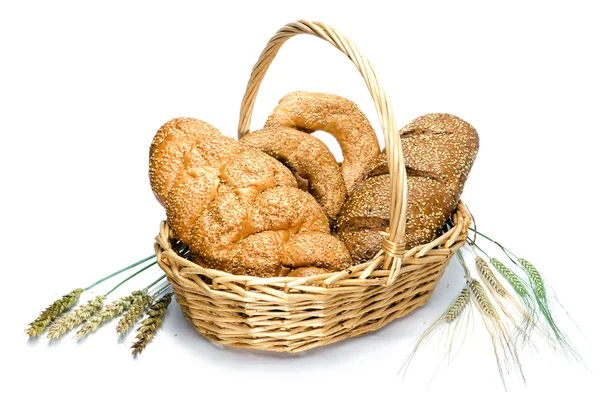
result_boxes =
[149,118,351,277]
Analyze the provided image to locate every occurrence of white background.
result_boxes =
[1,1,598,399]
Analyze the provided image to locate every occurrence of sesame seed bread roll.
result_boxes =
[240,126,347,221]
[335,113,479,263]
[149,117,351,278]
[149,117,243,205]
[264,91,380,192]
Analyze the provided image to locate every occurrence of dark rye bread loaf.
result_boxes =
[335,113,479,264]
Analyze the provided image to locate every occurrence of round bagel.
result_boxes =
[264,91,381,192]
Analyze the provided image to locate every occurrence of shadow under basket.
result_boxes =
[153,20,472,353]
[154,201,471,353]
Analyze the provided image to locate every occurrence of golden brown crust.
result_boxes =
[248,186,330,234]
[165,166,220,245]
[150,117,351,277]
[338,229,387,265]
[281,232,351,271]
[241,126,347,222]
[286,267,330,278]
[335,113,479,263]
[149,118,242,206]
[264,91,381,192]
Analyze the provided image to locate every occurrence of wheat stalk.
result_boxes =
[468,279,498,319]
[75,290,143,340]
[445,288,470,322]
[47,295,105,340]
[469,278,525,387]
[518,258,581,360]
[490,258,528,297]
[399,284,473,380]
[519,258,547,303]
[131,293,173,356]
[474,252,534,346]
[26,288,84,338]
[116,293,152,335]
[476,256,507,296]
[488,257,539,343]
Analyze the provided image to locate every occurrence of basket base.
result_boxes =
[154,201,471,353]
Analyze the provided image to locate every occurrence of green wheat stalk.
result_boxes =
[469,228,582,363]
[475,255,535,344]
[519,258,581,360]
[26,288,84,338]
[489,257,538,339]
[490,258,529,298]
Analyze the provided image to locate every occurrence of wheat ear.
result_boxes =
[131,293,173,356]
[445,288,470,322]
[399,284,472,381]
[489,257,539,340]
[47,295,105,340]
[75,290,143,340]
[116,292,152,335]
[490,258,529,297]
[26,288,84,338]
[476,256,506,296]
[476,255,535,343]
[519,258,580,360]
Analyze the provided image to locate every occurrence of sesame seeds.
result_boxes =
[265,91,380,192]
[335,113,479,263]
[149,117,351,277]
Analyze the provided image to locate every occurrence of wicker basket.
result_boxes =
[155,20,472,353]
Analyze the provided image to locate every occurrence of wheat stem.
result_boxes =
[85,255,155,291]
[105,261,157,296]
[146,275,166,291]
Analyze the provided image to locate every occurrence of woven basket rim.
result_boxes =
[155,201,470,291]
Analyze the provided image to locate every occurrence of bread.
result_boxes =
[335,113,479,263]
[149,117,352,277]
[240,126,347,222]
[264,91,381,193]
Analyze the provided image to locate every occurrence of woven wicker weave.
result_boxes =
[155,20,472,353]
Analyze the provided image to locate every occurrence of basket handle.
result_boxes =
[238,20,407,283]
